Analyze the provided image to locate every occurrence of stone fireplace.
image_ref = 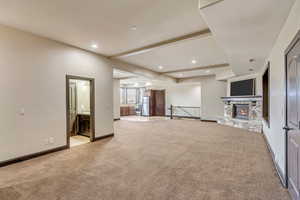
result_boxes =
[218,96,262,133]
[232,104,249,120]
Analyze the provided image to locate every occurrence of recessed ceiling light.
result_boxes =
[158,65,163,70]
[206,70,211,73]
[145,82,152,86]
[192,60,197,64]
[131,26,137,30]
[91,44,98,49]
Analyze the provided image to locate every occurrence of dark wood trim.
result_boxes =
[0,145,68,168]
[262,132,287,187]
[93,133,114,141]
[284,29,300,189]
[66,77,70,147]
[262,62,270,127]
[66,75,96,147]
[166,115,201,120]
[200,119,218,123]
[114,118,121,121]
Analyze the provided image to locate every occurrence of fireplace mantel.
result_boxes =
[221,96,262,102]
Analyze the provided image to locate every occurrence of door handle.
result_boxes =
[283,126,294,131]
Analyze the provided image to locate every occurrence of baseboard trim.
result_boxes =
[201,119,217,123]
[93,133,114,141]
[166,115,201,120]
[262,132,287,188]
[0,145,68,168]
[114,118,120,121]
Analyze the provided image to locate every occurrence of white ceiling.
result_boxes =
[0,0,208,56]
[0,0,294,79]
[199,0,296,75]
[113,69,136,79]
[117,35,228,73]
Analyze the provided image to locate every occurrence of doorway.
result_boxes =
[149,90,166,116]
[66,75,95,147]
[285,30,300,200]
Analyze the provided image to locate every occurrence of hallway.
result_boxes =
[0,120,290,200]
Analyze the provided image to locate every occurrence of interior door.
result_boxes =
[154,90,166,116]
[69,82,77,136]
[287,38,300,200]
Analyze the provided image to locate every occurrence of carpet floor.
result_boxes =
[0,119,290,200]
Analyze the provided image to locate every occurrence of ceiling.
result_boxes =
[0,0,207,56]
[116,35,228,73]
[199,0,296,75]
[113,69,136,79]
[0,0,295,79]
[0,0,230,79]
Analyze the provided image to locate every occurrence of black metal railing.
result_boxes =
[169,105,201,120]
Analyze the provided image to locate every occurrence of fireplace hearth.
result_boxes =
[233,104,249,120]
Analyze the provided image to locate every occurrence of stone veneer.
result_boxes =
[218,96,263,133]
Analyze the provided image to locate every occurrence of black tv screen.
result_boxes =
[230,79,255,96]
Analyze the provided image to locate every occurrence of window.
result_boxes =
[120,87,145,105]
[262,63,270,125]
[120,88,126,105]
[126,88,137,104]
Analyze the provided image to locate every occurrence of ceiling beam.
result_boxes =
[109,58,177,83]
[114,76,138,80]
[108,29,211,58]
[161,63,230,74]
[177,74,215,82]
[199,0,224,10]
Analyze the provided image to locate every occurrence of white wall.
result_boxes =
[226,73,262,96]
[260,0,300,176]
[113,79,121,119]
[201,77,227,121]
[178,76,227,121]
[165,84,201,116]
[0,25,114,162]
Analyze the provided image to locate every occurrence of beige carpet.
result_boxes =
[0,119,290,200]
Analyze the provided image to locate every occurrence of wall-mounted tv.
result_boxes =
[230,79,255,96]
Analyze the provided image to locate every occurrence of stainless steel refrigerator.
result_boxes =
[141,96,150,116]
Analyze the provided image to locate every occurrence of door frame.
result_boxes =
[66,75,95,147]
[285,30,300,188]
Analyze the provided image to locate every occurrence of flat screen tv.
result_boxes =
[230,79,255,96]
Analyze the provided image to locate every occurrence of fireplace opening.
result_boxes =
[233,104,249,120]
